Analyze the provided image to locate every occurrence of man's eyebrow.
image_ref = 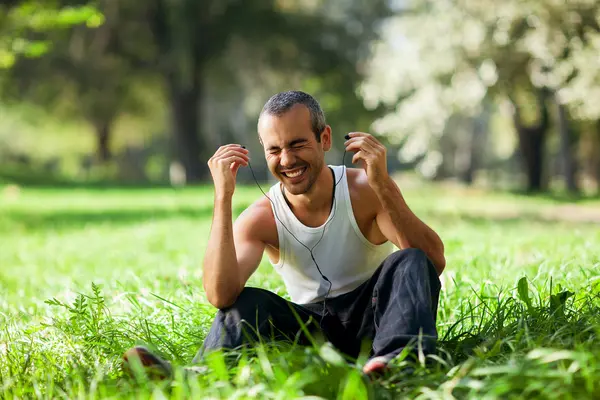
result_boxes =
[289,139,308,146]
[267,138,307,151]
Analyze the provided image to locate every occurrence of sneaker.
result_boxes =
[122,346,172,380]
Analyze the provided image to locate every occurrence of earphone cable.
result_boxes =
[246,150,346,326]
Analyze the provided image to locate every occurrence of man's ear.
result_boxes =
[320,125,332,152]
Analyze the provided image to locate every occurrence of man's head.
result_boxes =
[258,91,332,195]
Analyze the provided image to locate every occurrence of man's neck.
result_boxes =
[283,165,334,214]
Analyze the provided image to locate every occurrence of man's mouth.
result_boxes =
[281,167,307,179]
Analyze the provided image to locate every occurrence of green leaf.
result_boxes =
[56,6,97,26]
[86,12,105,28]
[339,369,368,400]
[517,277,533,311]
[319,343,346,367]
[205,351,229,382]
[549,290,574,318]
[0,51,15,69]
[23,41,51,58]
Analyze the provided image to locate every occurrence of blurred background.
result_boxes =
[1,0,600,194]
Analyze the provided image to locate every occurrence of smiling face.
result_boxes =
[258,104,331,195]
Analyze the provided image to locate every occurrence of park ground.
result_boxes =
[0,180,599,399]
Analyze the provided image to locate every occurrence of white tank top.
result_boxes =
[267,165,394,304]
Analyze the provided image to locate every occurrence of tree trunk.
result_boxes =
[516,128,545,191]
[461,104,490,184]
[511,90,550,192]
[150,0,207,183]
[556,99,578,193]
[595,121,600,193]
[95,120,112,163]
[168,78,207,183]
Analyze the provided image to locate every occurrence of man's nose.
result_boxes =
[280,149,296,168]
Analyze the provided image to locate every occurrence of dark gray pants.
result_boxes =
[193,248,441,363]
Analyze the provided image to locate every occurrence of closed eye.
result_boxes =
[267,139,307,154]
[289,139,308,149]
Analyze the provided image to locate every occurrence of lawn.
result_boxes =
[1,180,599,399]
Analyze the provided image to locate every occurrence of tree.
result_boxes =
[362,0,600,191]
[2,0,389,182]
[0,2,103,68]
[118,0,389,182]
[0,1,140,165]
[509,89,550,191]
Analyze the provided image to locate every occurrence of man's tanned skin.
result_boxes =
[203,103,445,310]
[124,91,445,377]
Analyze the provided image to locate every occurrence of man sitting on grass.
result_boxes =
[124,90,445,377]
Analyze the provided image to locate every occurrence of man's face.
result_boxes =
[258,104,331,195]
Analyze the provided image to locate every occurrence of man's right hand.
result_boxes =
[208,144,249,198]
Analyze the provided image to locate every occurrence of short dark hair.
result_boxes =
[260,91,326,141]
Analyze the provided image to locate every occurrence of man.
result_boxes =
[124,91,445,376]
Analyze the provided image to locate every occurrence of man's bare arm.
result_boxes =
[344,132,445,274]
[373,178,446,274]
[203,144,266,309]
[203,199,265,309]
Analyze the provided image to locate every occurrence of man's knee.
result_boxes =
[199,288,274,360]
[380,248,440,288]
[395,248,428,262]
[382,248,430,274]
[216,287,275,320]
[377,248,441,315]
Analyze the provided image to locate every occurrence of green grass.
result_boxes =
[1,181,599,399]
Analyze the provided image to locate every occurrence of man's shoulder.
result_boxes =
[344,167,366,183]
[343,167,381,211]
[344,167,376,194]
[249,196,275,218]
[234,196,276,239]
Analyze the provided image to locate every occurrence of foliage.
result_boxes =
[0,183,599,398]
[0,1,103,68]
[361,0,600,180]
[0,0,390,180]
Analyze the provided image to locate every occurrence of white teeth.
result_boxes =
[285,168,304,178]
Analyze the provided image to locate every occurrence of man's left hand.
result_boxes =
[344,132,389,187]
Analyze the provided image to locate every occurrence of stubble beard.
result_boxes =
[284,158,324,196]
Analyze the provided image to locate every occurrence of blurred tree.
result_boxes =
[508,88,550,191]
[362,0,600,192]
[126,0,389,182]
[0,0,141,165]
[2,0,389,182]
[195,0,390,180]
[0,1,103,68]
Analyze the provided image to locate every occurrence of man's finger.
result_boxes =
[215,144,248,156]
[231,162,243,174]
[352,151,365,165]
[363,134,382,147]
[346,132,370,139]
[218,155,249,168]
[345,138,375,154]
[215,149,250,162]
[358,139,377,154]
[344,134,371,146]
[345,140,366,153]
[346,132,383,148]
[211,154,248,168]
